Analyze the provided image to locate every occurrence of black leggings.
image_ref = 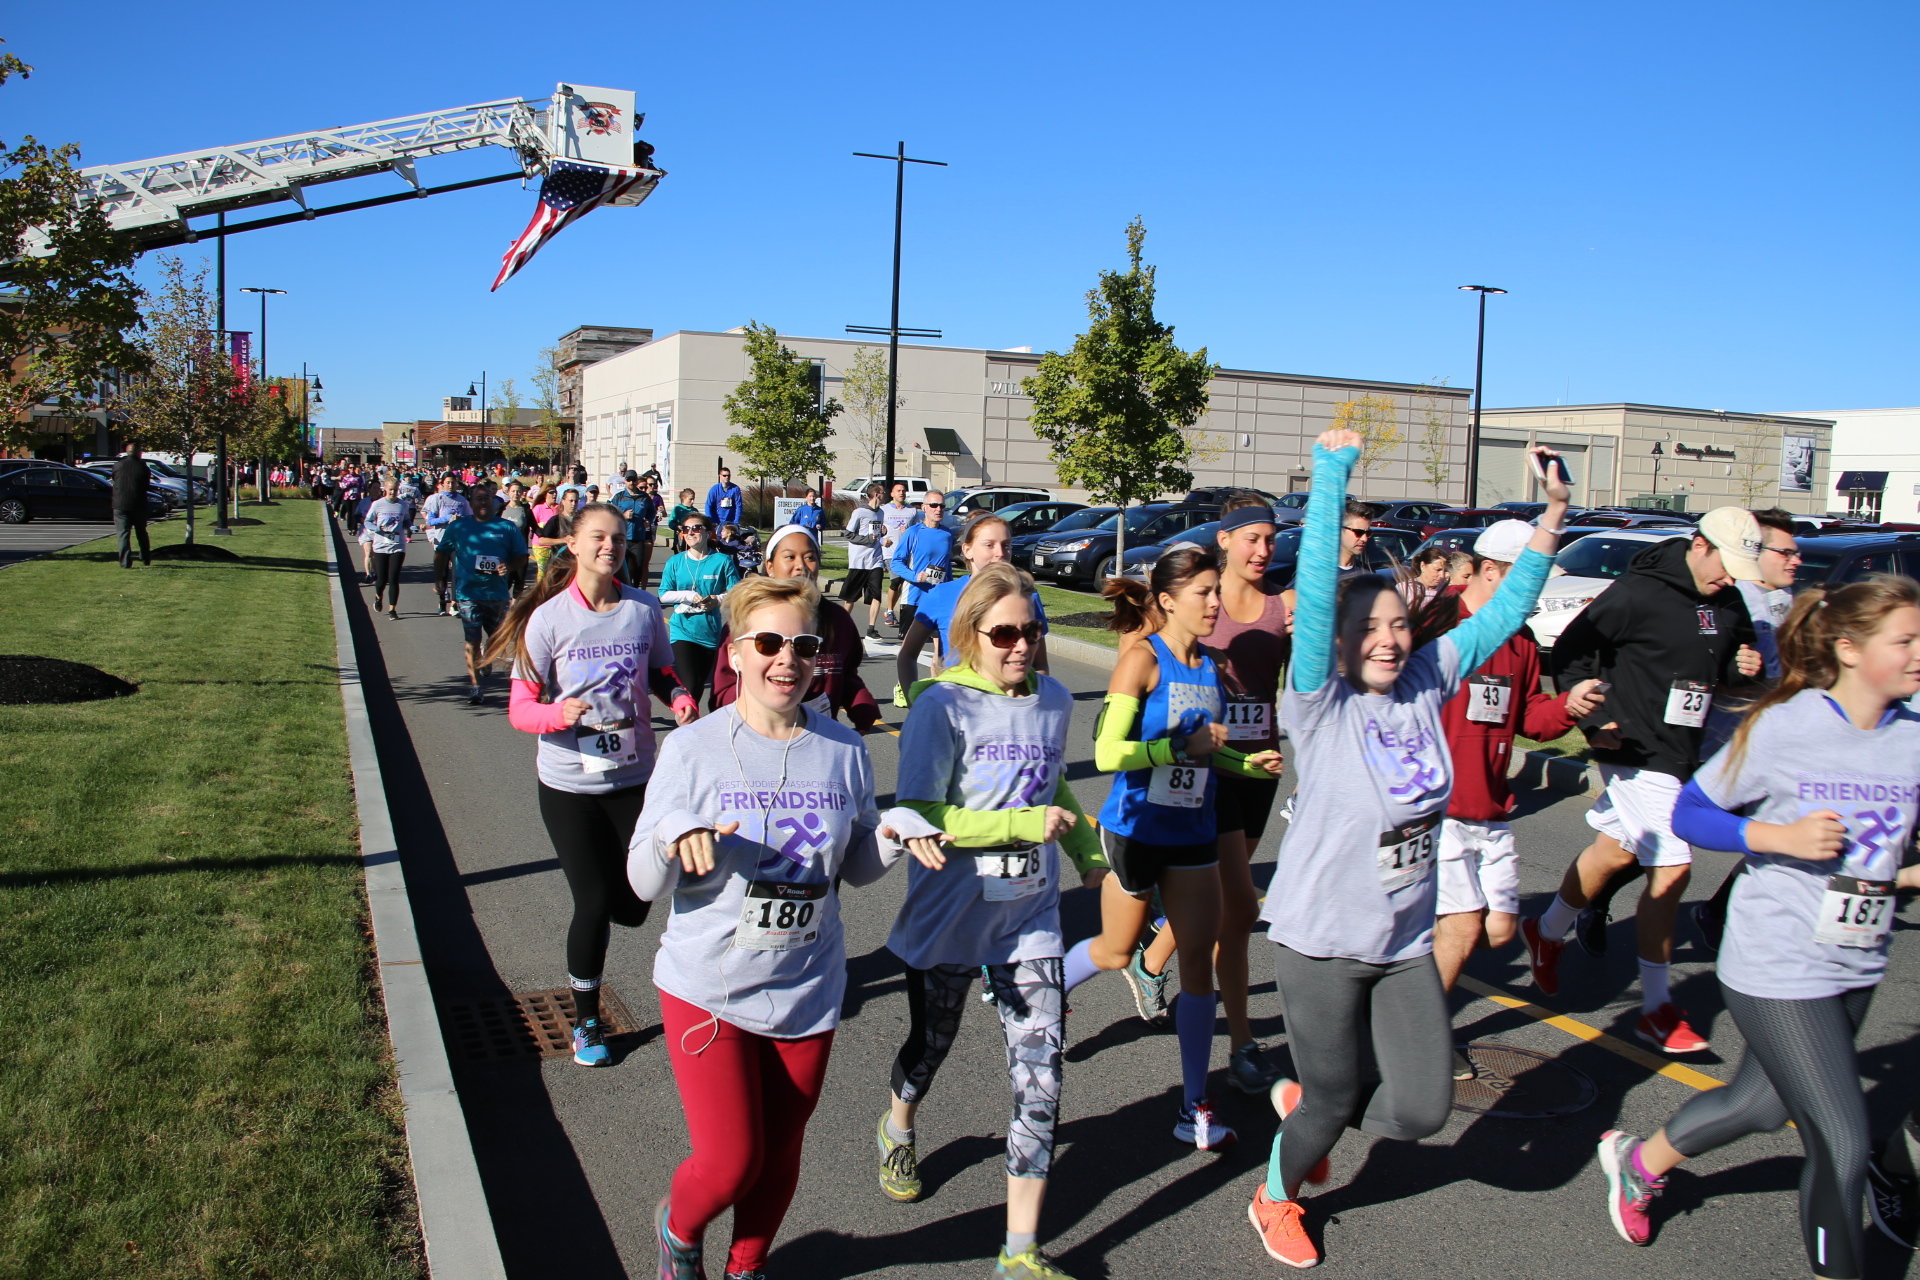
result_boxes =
[537,781,651,982]
[673,640,718,704]
[1666,982,1874,1279]
[369,552,403,608]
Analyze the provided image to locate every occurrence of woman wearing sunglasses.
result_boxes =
[708,525,883,729]
[659,512,743,704]
[627,575,942,1280]
[895,512,1050,703]
[874,562,1104,1280]
[485,502,697,1069]
[1062,547,1286,1152]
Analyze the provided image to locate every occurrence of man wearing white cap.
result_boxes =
[1521,507,1764,1055]
[1427,520,1610,1077]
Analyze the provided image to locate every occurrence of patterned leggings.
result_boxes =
[891,958,1065,1178]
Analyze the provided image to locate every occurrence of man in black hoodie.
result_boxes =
[112,447,152,568]
[1520,508,1764,1055]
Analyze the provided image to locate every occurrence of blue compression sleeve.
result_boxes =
[1176,989,1217,1108]
[1289,443,1358,694]
[1447,547,1554,675]
[1671,777,1752,853]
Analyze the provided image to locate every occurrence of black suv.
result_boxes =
[1011,505,1116,570]
[1030,504,1217,587]
[1793,532,1920,590]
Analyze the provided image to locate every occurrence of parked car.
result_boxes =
[1365,500,1458,535]
[1414,507,1517,538]
[1526,529,1692,654]
[1182,485,1284,509]
[1564,509,1693,530]
[1010,505,1116,570]
[97,455,206,506]
[1255,525,1423,590]
[839,476,933,503]
[77,461,178,513]
[1030,504,1217,587]
[1413,524,1608,562]
[1121,521,1222,580]
[135,456,214,503]
[1792,533,1920,590]
[1494,501,1548,519]
[0,461,169,524]
[943,486,1053,525]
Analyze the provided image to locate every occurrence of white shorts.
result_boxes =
[1435,818,1519,917]
[1585,765,1693,868]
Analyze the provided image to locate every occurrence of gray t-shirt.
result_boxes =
[1700,688,1920,1000]
[1264,637,1464,964]
[626,707,915,1038]
[888,675,1075,969]
[846,506,885,571]
[513,582,673,794]
[358,498,414,554]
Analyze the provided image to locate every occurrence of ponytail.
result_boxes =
[1103,545,1219,638]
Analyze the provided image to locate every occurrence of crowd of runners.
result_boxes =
[317,432,1920,1280]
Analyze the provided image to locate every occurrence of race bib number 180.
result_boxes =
[735,881,827,951]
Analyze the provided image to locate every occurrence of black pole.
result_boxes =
[884,143,905,489]
[1468,289,1486,507]
[257,290,268,503]
[215,212,231,533]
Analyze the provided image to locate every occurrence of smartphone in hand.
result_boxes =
[1529,451,1573,487]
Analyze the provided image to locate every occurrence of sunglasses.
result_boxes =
[1344,527,1372,538]
[978,621,1044,649]
[741,631,823,659]
[682,523,709,533]
[924,503,944,510]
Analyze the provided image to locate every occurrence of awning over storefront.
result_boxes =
[1835,470,1889,491]
[923,427,964,456]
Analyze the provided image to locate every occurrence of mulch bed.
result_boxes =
[1051,612,1114,631]
[0,655,139,706]
[153,542,241,562]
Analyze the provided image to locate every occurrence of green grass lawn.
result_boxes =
[0,502,419,1279]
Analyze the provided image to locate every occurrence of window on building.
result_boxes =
[1846,490,1884,520]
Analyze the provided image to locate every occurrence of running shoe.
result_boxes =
[1574,906,1608,958]
[1174,1100,1235,1150]
[1635,1003,1709,1055]
[892,683,908,708]
[467,685,484,706]
[1596,1130,1662,1246]
[1248,1184,1319,1269]
[572,1018,611,1067]
[1868,1152,1919,1248]
[980,966,997,1004]
[876,1112,922,1202]
[866,626,881,641]
[995,1245,1078,1279]
[1451,1047,1477,1081]
[883,609,898,628]
[1228,1041,1281,1094]
[655,1196,706,1279]
[1519,916,1564,997]
[386,607,399,621]
[1690,900,1725,956]
[723,1273,766,1280]
[1269,1078,1329,1184]
[1120,946,1171,1022]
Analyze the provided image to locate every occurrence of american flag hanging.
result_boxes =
[491,161,646,291]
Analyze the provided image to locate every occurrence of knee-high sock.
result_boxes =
[1063,938,1100,994]
[1175,990,1217,1107]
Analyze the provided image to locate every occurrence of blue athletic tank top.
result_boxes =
[1098,635,1224,845]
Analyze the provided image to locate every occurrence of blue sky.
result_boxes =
[10,2,1915,432]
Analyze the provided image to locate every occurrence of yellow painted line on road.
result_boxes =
[1457,974,1725,1093]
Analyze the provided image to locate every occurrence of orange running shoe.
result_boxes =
[1248,1185,1319,1268]
[1269,1078,1330,1185]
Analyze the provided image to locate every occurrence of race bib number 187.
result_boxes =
[1813,874,1893,949]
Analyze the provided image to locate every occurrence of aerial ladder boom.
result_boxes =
[36,83,659,253]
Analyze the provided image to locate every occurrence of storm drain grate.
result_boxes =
[440,987,641,1064]
[1451,1040,1597,1119]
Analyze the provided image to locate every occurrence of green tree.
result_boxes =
[1413,379,1453,496]
[841,344,901,480]
[115,256,250,542]
[1023,218,1215,571]
[1730,419,1779,506]
[531,346,565,471]
[1332,394,1402,492]
[722,321,841,493]
[493,376,521,454]
[0,43,147,451]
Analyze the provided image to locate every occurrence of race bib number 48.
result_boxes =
[576,719,639,774]
[736,881,827,951]
[1376,814,1440,892]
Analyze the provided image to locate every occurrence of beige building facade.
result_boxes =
[576,328,1475,505]
[1476,404,1836,515]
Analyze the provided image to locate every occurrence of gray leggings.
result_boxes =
[1270,943,1454,1191]
[1666,983,1874,1280]
[891,958,1065,1178]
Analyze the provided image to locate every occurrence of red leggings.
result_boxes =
[660,989,835,1273]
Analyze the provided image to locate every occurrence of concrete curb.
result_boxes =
[318,504,507,1280]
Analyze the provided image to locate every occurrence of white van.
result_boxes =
[839,476,933,502]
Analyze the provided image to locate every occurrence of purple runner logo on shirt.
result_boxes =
[1847,803,1905,870]
[1363,717,1445,800]
[768,812,832,867]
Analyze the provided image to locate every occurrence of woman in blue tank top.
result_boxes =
[1060,546,1284,1151]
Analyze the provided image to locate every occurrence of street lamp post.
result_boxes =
[239,287,286,502]
[214,212,231,535]
[848,142,946,489]
[465,376,492,467]
[1457,285,1507,507]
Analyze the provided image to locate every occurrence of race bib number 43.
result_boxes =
[1813,874,1894,949]
[1465,675,1512,725]
[736,881,827,951]
[1376,814,1440,892]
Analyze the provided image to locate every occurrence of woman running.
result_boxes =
[531,485,579,580]
[1247,431,1565,1269]
[1398,548,1450,609]
[1594,575,1920,1279]
[486,501,696,1069]
[709,524,882,729]
[1062,547,1285,1151]
[895,512,1050,697]
[626,574,940,1280]
[877,563,1104,1280]
[658,512,743,704]
[358,476,415,621]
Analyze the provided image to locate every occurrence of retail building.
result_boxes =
[1768,406,1920,522]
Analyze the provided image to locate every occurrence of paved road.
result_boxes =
[337,519,1920,1280]
[0,519,123,568]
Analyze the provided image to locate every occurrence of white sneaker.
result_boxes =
[1174,1101,1235,1151]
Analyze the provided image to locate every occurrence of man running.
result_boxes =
[844,483,888,640]
[1521,508,1764,1054]
[792,487,823,535]
[703,465,744,528]
[438,491,529,704]
[422,474,473,616]
[879,481,917,630]
[611,471,658,586]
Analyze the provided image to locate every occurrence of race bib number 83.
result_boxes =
[1148,763,1204,809]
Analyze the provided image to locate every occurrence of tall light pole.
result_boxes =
[848,142,946,489]
[214,212,231,535]
[1457,285,1507,506]
[240,287,286,502]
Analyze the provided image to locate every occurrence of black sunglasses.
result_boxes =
[743,631,823,659]
[681,523,709,533]
[978,621,1044,649]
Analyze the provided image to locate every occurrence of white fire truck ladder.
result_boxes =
[40,83,660,253]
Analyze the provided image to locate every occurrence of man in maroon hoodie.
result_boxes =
[1424,522,1608,1055]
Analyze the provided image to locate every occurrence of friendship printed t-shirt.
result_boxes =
[514,583,673,793]
[358,498,415,554]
